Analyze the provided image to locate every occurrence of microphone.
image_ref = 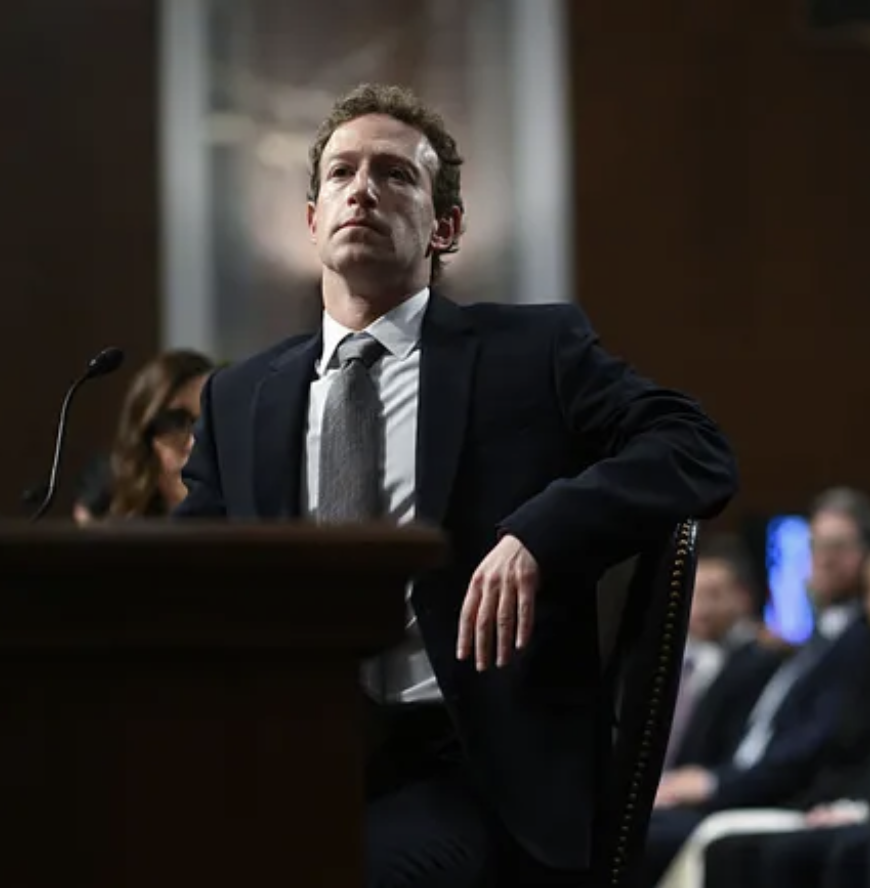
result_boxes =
[85,346,124,380]
[29,347,125,522]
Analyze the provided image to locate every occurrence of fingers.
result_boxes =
[457,536,540,671]
[654,777,675,809]
[457,569,527,670]
[496,581,517,668]
[516,571,536,651]
[458,570,517,671]
[456,575,481,663]
[476,575,502,671]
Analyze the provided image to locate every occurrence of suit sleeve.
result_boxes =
[708,682,844,809]
[174,369,227,518]
[499,306,738,579]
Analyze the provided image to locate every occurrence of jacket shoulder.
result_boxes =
[458,300,592,335]
[210,333,316,390]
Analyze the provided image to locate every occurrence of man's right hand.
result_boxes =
[804,800,869,828]
[654,767,716,808]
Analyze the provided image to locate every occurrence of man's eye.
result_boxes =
[389,167,410,181]
[329,166,351,178]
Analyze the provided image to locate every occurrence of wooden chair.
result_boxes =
[590,519,700,887]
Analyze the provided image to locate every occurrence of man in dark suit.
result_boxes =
[176,83,738,888]
[664,535,783,771]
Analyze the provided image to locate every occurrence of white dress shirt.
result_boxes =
[302,287,441,703]
[683,619,759,703]
[731,600,862,769]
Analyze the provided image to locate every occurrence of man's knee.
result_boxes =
[365,775,496,888]
[366,831,490,888]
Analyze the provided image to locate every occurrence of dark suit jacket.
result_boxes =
[177,293,738,869]
[790,628,870,809]
[709,616,870,810]
[672,638,784,770]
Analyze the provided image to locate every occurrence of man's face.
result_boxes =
[307,114,454,287]
[689,559,751,642]
[809,510,867,606]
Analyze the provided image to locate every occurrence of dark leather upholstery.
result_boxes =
[590,520,700,888]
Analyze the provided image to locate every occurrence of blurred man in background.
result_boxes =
[646,487,870,887]
[663,535,782,772]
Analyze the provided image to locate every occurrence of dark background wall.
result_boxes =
[0,2,159,517]
[569,0,870,522]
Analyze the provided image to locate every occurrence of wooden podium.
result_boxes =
[0,521,446,887]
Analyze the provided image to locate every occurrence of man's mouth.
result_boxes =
[340,218,382,233]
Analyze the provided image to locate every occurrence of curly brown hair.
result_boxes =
[307,83,465,282]
[109,349,214,517]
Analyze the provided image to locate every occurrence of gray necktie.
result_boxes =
[731,631,830,769]
[664,652,698,768]
[317,333,386,523]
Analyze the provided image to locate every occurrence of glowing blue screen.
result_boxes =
[764,515,814,644]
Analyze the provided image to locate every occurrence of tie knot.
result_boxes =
[336,334,385,370]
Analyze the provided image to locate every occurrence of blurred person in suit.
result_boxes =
[109,349,214,518]
[175,83,738,887]
[645,487,870,886]
[661,676,870,888]
[667,551,870,888]
[662,534,783,772]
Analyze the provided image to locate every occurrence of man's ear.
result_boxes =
[307,201,318,243]
[430,206,463,252]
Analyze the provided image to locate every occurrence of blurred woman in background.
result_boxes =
[109,349,214,517]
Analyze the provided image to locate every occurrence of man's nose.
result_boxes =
[349,169,377,206]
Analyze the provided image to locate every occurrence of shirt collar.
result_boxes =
[723,618,759,650]
[817,599,863,640]
[317,287,430,376]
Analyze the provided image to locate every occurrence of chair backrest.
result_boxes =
[590,519,700,888]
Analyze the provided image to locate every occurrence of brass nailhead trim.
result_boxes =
[609,520,695,887]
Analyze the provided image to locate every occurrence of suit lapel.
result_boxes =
[416,293,478,526]
[252,333,321,518]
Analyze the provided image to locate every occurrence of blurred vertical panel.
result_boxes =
[0,1,159,517]
[160,0,215,355]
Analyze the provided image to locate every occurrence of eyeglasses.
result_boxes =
[148,407,197,440]
[810,536,864,554]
